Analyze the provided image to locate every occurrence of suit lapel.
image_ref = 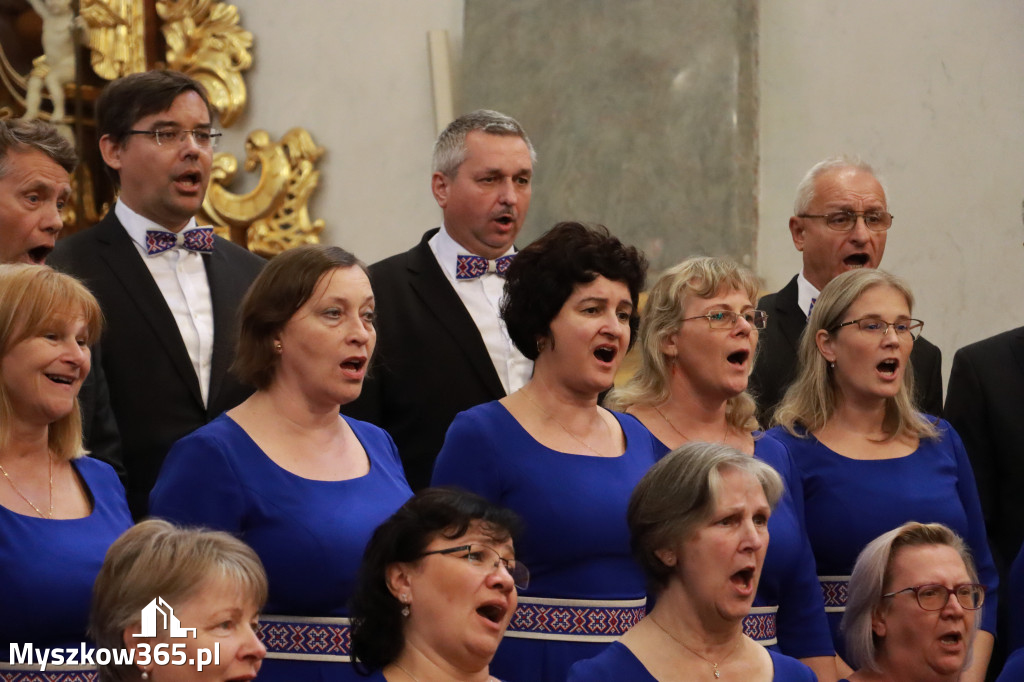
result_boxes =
[1009,327,1024,380]
[406,237,506,397]
[93,214,205,407]
[773,276,807,353]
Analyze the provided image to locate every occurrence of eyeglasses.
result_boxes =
[420,544,530,589]
[125,128,222,149]
[830,317,924,340]
[681,309,768,330]
[797,211,893,232]
[882,583,986,611]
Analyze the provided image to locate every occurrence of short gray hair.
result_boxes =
[432,109,536,177]
[842,522,979,673]
[628,441,783,592]
[0,119,77,178]
[792,154,886,215]
[91,520,268,682]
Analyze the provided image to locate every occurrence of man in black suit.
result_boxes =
[749,155,943,424]
[344,110,535,489]
[0,118,121,474]
[49,71,264,517]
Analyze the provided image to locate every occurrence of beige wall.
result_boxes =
[223,1,1024,383]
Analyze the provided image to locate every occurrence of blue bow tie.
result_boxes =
[456,253,514,280]
[145,227,215,255]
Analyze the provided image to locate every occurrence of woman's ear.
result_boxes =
[385,562,413,599]
[815,329,836,363]
[871,603,888,638]
[660,330,679,359]
[653,548,677,568]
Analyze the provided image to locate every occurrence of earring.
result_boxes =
[141,671,150,680]
[400,593,410,617]
[274,341,282,353]
[829,361,836,369]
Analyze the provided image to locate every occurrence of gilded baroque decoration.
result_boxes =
[201,128,325,257]
[157,0,251,127]
[78,0,147,80]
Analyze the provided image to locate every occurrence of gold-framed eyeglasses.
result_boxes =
[681,309,768,330]
[798,211,893,232]
[420,544,530,589]
[830,317,923,340]
[125,128,222,149]
[882,583,986,611]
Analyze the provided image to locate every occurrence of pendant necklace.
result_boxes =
[521,387,611,457]
[0,454,53,518]
[654,404,729,446]
[649,614,740,679]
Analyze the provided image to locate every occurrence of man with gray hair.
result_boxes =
[749,155,943,423]
[345,110,535,488]
[0,118,121,472]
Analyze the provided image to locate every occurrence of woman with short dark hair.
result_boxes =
[150,245,412,682]
[432,222,656,681]
[350,488,523,681]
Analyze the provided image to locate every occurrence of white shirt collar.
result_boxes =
[430,225,516,280]
[116,200,199,252]
[796,271,820,320]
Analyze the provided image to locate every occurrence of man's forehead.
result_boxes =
[812,167,886,206]
[132,92,212,127]
[4,148,71,187]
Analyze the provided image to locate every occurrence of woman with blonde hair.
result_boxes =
[766,268,997,681]
[0,264,132,677]
[607,256,836,681]
[91,519,267,681]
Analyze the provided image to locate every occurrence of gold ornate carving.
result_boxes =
[201,128,325,257]
[79,0,147,80]
[157,0,252,127]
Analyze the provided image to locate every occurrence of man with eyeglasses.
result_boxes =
[749,155,943,424]
[49,70,264,517]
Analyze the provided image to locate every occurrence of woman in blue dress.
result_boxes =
[766,268,997,682]
[840,522,985,682]
[606,256,836,681]
[568,443,816,681]
[431,222,655,682]
[150,245,412,682]
[350,488,526,682]
[0,265,132,681]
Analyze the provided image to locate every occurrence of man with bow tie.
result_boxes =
[345,110,535,489]
[49,70,264,517]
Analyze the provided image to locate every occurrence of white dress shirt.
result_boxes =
[117,201,214,406]
[429,227,533,394]
[797,271,820,320]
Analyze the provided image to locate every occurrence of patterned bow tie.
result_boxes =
[145,227,215,256]
[455,253,515,280]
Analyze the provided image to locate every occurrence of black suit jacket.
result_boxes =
[749,275,944,425]
[945,326,1024,572]
[343,229,507,489]
[49,210,265,517]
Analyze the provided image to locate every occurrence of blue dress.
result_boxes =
[0,457,132,659]
[1009,542,1024,653]
[149,414,412,682]
[566,641,818,681]
[650,436,833,661]
[997,648,1024,682]
[431,401,660,682]
[765,420,999,660]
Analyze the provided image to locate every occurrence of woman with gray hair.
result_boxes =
[839,522,983,682]
[91,519,268,682]
[765,268,997,681]
[607,256,835,679]
[568,442,815,681]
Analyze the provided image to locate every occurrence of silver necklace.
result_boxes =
[648,615,740,679]
[521,387,611,456]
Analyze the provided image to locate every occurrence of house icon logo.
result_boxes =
[132,597,197,639]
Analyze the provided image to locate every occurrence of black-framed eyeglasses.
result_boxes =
[420,544,530,589]
[681,309,768,330]
[125,128,222,149]
[830,317,923,340]
[797,211,893,232]
[882,583,986,611]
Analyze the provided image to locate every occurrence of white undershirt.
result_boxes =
[429,227,533,394]
[797,271,820,320]
[116,201,214,406]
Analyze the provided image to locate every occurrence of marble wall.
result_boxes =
[461,0,758,272]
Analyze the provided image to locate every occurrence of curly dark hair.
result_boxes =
[501,222,647,360]
[350,487,522,674]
